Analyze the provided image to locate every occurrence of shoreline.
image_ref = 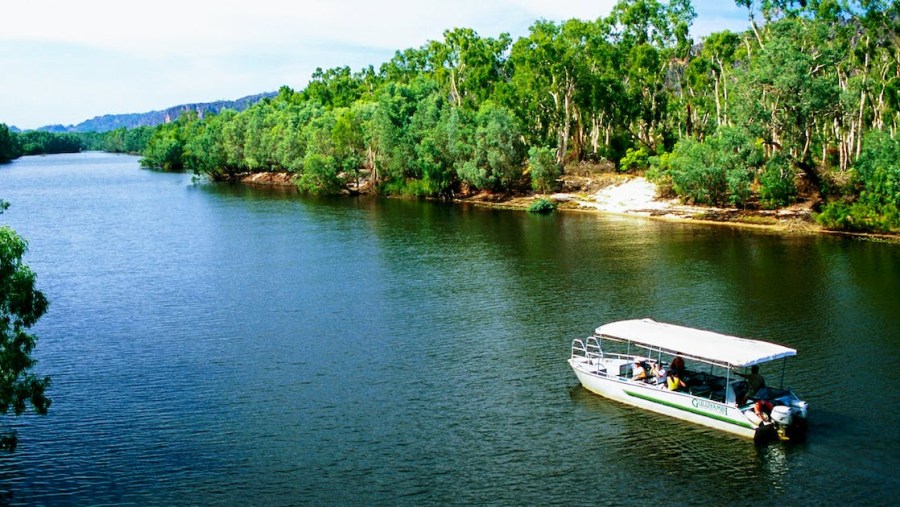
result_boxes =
[236,171,899,242]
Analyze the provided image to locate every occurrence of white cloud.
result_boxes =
[4,0,615,58]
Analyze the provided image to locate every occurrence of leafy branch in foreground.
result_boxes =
[0,225,51,417]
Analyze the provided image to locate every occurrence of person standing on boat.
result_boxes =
[738,365,766,399]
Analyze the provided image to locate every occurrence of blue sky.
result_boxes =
[1,1,749,130]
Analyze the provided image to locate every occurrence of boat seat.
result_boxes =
[689,385,712,397]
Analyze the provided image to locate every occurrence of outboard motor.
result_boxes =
[770,405,793,426]
[770,405,794,440]
[791,400,809,419]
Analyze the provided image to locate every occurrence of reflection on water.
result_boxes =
[0,153,897,505]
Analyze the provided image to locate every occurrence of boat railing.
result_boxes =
[571,338,587,358]
[571,337,605,374]
[584,336,603,360]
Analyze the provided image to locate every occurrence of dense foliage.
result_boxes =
[0,124,156,160]
[817,131,900,232]
[16,131,83,156]
[0,224,51,417]
[0,125,17,163]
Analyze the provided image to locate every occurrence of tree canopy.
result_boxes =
[0,224,51,417]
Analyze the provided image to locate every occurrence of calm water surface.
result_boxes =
[0,152,897,505]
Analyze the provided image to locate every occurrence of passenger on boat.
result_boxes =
[632,359,648,381]
[737,365,766,403]
[651,362,667,386]
[670,355,686,376]
[667,371,687,391]
[753,399,774,422]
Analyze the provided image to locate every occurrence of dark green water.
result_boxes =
[0,152,897,505]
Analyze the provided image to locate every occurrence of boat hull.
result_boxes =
[569,358,758,439]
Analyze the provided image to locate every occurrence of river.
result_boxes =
[0,152,897,505]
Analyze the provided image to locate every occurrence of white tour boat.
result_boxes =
[568,319,809,441]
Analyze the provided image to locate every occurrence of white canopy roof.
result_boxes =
[595,319,796,367]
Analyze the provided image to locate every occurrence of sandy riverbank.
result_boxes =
[557,177,817,232]
[465,175,823,234]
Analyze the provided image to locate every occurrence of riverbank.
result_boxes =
[459,174,825,234]
[234,170,897,240]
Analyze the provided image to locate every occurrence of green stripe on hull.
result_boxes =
[624,389,754,429]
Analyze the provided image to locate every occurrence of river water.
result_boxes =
[0,152,896,505]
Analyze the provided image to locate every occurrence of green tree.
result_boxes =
[528,146,561,193]
[682,30,742,135]
[301,67,368,109]
[0,124,22,162]
[509,19,586,164]
[729,17,840,192]
[183,110,242,180]
[370,78,441,191]
[455,102,525,191]
[16,131,83,156]
[0,225,51,417]
[140,113,200,171]
[818,131,900,232]
[428,28,511,109]
[649,126,761,206]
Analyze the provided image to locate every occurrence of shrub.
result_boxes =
[297,153,343,194]
[816,200,899,233]
[528,146,561,193]
[817,132,900,233]
[648,127,761,207]
[619,146,650,172]
[758,155,797,209]
[527,198,557,214]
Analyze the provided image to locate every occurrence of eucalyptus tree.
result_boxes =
[140,113,199,171]
[565,18,627,161]
[331,106,367,191]
[508,19,588,164]
[241,100,282,171]
[301,66,370,109]
[729,17,841,191]
[427,28,512,109]
[682,30,742,135]
[369,78,447,192]
[454,102,525,191]
[833,1,900,168]
[298,111,344,194]
[409,91,457,196]
[818,130,900,232]
[378,47,431,85]
[183,110,243,180]
[607,0,697,153]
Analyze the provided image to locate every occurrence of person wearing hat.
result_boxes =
[631,359,648,381]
